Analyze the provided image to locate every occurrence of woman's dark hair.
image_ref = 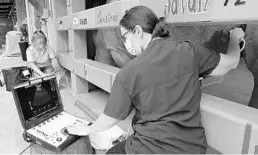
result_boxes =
[120,5,170,39]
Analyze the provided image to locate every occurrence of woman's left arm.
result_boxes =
[192,28,245,79]
[51,57,62,71]
[210,28,245,76]
[48,46,62,71]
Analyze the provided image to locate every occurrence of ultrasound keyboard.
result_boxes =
[27,111,89,147]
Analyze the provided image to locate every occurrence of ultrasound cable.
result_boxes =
[19,142,35,155]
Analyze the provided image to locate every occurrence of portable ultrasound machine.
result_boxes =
[12,75,92,153]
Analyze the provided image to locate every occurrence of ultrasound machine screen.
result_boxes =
[16,79,60,122]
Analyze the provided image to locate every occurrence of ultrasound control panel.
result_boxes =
[26,111,89,147]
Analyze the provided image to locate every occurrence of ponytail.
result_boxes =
[152,17,170,39]
[120,6,170,39]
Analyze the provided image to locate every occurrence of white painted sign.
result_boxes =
[71,9,95,30]
[164,0,212,23]
[163,0,258,23]
[211,0,258,22]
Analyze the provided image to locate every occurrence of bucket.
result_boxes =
[18,41,29,61]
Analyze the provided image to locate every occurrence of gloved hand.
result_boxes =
[230,27,245,44]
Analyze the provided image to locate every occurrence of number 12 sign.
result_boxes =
[211,0,258,22]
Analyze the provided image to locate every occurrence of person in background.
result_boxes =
[93,0,135,68]
[66,6,244,154]
[19,24,28,41]
[26,30,63,85]
[0,24,29,87]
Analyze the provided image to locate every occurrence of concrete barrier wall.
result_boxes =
[201,94,258,154]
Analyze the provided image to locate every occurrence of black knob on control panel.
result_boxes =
[56,137,62,142]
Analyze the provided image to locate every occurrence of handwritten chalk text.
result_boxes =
[96,11,119,25]
[164,0,209,16]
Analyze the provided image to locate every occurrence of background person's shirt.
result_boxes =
[26,44,56,68]
[104,38,220,154]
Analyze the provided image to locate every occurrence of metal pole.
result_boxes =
[25,0,31,44]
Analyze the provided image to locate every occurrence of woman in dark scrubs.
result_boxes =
[67,6,245,154]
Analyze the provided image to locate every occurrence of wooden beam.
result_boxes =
[0,6,12,9]
[0,9,10,11]
[55,0,258,31]
[58,52,119,93]
[0,3,13,6]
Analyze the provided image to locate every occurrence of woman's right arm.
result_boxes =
[26,47,45,76]
[28,62,45,76]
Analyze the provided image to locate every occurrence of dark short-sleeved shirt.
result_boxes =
[104,38,220,154]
